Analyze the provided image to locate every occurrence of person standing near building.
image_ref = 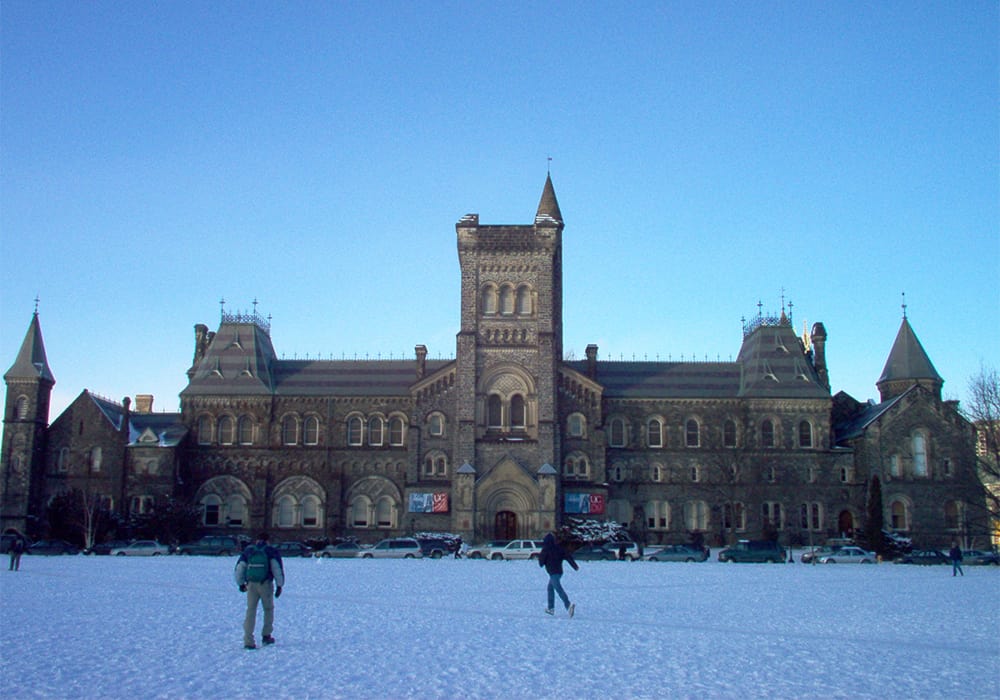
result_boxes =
[234,533,284,649]
[538,533,578,617]
[948,542,964,577]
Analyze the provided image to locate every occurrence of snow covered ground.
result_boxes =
[1,552,997,699]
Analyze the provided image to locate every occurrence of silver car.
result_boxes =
[359,538,423,559]
[110,540,171,556]
[817,546,876,564]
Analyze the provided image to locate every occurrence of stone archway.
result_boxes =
[495,511,517,540]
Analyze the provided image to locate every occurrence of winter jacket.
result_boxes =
[234,543,285,587]
[538,533,578,575]
[949,546,963,562]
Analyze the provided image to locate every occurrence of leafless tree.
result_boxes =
[965,362,1000,516]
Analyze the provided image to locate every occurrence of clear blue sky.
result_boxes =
[2,1,997,419]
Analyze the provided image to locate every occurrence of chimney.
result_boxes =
[135,394,154,414]
[415,345,428,380]
[586,344,598,379]
[810,322,829,391]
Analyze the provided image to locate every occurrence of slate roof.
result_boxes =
[832,390,908,443]
[89,393,187,447]
[878,318,942,384]
[4,313,55,383]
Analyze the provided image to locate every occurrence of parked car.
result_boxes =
[646,544,709,562]
[417,537,460,559]
[894,549,949,565]
[27,539,80,556]
[817,546,876,564]
[465,540,510,559]
[572,543,617,561]
[87,539,133,555]
[962,550,999,566]
[490,540,544,560]
[111,540,171,556]
[604,541,642,561]
[274,541,314,558]
[360,538,423,559]
[718,540,785,563]
[801,545,843,564]
[317,542,365,558]
[176,536,241,556]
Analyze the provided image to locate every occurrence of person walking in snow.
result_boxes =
[948,542,964,577]
[234,532,285,649]
[8,536,25,571]
[538,532,578,617]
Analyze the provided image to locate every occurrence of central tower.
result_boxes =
[453,176,564,539]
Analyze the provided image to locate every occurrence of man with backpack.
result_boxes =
[234,532,285,649]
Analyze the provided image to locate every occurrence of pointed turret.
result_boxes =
[535,174,563,225]
[4,312,55,384]
[876,317,943,402]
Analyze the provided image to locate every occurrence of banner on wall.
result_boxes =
[564,493,605,515]
[408,492,449,513]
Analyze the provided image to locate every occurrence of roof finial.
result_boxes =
[219,297,226,317]
[547,155,552,175]
[33,294,40,316]
[252,298,259,314]
[901,291,907,319]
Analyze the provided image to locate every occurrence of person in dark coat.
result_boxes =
[538,533,578,617]
[948,542,964,577]
[8,536,25,571]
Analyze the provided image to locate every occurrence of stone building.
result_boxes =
[1,177,989,548]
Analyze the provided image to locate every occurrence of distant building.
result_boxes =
[1,178,989,547]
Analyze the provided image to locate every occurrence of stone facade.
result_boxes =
[1,177,989,548]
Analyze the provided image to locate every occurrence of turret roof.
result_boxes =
[4,313,55,384]
[877,318,942,385]
[535,174,563,224]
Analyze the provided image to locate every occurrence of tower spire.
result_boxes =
[535,174,563,224]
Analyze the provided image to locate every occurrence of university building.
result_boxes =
[1,177,988,547]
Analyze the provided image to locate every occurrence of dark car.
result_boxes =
[894,549,949,565]
[718,539,785,563]
[962,549,999,566]
[176,535,241,556]
[87,539,133,555]
[274,541,313,558]
[417,537,461,559]
[646,544,709,562]
[27,539,80,555]
[572,543,617,561]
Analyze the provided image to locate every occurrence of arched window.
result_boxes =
[761,419,775,448]
[648,419,663,448]
[651,463,664,482]
[762,502,783,529]
[351,496,370,527]
[217,416,235,445]
[282,416,298,445]
[890,500,909,530]
[375,497,394,528]
[428,413,445,437]
[609,418,626,448]
[388,416,405,446]
[202,494,222,526]
[238,416,254,445]
[347,416,363,446]
[500,285,515,314]
[723,502,746,531]
[481,285,498,315]
[226,495,245,526]
[684,500,709,531]
[197,415,213,445]
[685,419,700,447]
[510,395,526,429]
[303,416,320,445]
[301,495,321,528]
[14,396,28,420]
[487,395,503,429]
[913,433,928,476]
[612,464,625,482]
[435,456,447,476]
[646,501,670,530]
[567,413,585,438]
[276,495,295,528]
[723,419,737,448]
[798,421,813,448]
[368,417,384,446]
[516,286,532,315]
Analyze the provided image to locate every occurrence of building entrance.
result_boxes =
[495,511,517,540]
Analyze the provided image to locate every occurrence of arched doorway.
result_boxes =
[495,511,517,540]
[837,510,855,538]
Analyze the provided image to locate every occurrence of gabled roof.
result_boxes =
[878,318,942,385]
[4,313,55,384]
[832,390,908,443]
[88,392,187,447]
